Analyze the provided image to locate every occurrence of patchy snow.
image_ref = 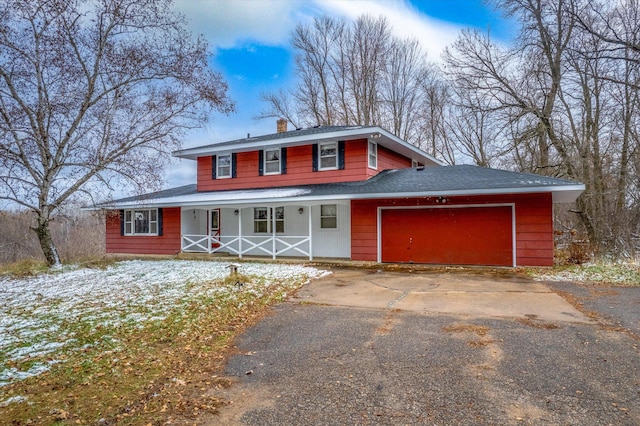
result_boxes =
[0,395,27,407]
[533,263,640,285]
[0,260,329,388]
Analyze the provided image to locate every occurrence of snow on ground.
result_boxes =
[532,263,640,285]
[0,260,329,389]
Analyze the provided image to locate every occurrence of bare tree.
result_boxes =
[447,90,509,168]
[572,0,640,67]
[259,14,438,147]
[417,69,457,163]
[0,0,234,266]
[443,0,640,256]
[380,38,428,143]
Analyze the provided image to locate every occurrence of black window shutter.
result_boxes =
[258,150,264,176]
[119,210,125,236]
[232,153,237,178]
[281,147,287,174]
[157,208,163,236]
[338,141,345,170]
[312,143,318,172]
[211,155,217,179]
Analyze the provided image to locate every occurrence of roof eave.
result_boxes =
[91,184,585,210]
[172,126,441,166]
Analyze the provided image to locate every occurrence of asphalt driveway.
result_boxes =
[208,269,640,425]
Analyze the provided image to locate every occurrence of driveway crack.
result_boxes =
[387,290,408,308]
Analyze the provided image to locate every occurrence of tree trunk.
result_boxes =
[34,216,61,268]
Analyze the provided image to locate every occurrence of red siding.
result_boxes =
[368,145,413,178]
[105,208,181,255]
[351,193,554,267]
[196,139,414,191]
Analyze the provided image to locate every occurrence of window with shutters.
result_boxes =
[124,209,158,235]
[217,154,232,178]
[264,148,281,174]
[319,142,337,170]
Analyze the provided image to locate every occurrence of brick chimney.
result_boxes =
[277,118,288,133]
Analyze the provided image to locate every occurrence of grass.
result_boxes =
[0,260,324,425]
[0,259,50,278]
[524,262,640,286]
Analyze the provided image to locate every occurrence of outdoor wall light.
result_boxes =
[298,207,304,214]
[234,209,239,215]
[436,197,448,204]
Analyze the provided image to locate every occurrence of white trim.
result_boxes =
[95,184,584,210]
[319,203,338,230]
[238,207,243,258]
[376,203,517,267]
[180,205,320,260]
[123,208,159,236]
[368,140,377,169]
[318,141,338,171]
[253,206,284,234]
[308,205,313,260]
[264,147,282,175]
[216,153,232,179]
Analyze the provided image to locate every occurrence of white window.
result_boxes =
[217,154,231,178]
[412,159,419,168]
[264,148,281,174]
[319,142,337,170]
[254,207,284,233]
[368,140,377,169]
[124,209,158,235]
[320,204,337,229]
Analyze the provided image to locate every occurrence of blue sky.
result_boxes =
[167,0,514,187]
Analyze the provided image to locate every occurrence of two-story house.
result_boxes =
[98,121,584,267]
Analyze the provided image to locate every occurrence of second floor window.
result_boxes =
[319,142,337,170]
[368,141,377,169]
[217,154,232,178]
[264,148,281,174]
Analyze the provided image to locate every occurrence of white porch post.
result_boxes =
[179,207,184,252]
[207,209,212,254]
[238,207,243,259]
[272,207,277,260]
[308,205,313,261]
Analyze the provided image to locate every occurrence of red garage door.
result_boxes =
[381,206,513,266]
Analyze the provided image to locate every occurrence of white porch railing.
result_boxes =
[181,234,312,260]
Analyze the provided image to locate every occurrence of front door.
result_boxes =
[210,209,220,248]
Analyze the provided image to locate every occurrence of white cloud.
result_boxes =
[175,0,461,59]
[314,0,462,59]
[174,0,306,49]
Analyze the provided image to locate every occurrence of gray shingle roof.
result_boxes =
[177,125,364,152]
[96,165,583,209]
[107,184,197,204]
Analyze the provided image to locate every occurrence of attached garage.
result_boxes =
[380,205,514,266]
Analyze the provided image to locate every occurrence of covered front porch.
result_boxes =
[180,202,350,260]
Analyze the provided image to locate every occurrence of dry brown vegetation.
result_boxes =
[0,209,105,265]
[0,261,315,425]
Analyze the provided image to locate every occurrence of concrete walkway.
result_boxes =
[291,269,593,324]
